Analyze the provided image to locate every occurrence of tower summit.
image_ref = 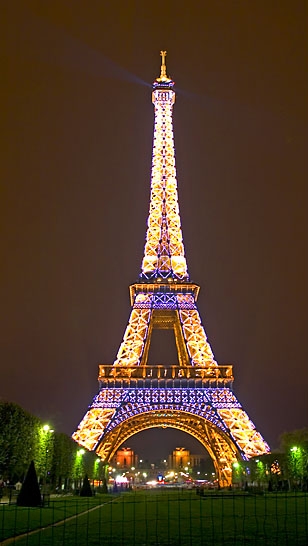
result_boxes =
[73,53,270,486]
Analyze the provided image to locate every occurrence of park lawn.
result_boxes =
[1,490,307,545]
[0,494,110,542]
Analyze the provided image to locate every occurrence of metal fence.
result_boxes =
[1,488,307,545]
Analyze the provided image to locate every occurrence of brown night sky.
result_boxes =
[1,1,307,460]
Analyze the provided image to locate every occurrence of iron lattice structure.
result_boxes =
[73,52,270,485]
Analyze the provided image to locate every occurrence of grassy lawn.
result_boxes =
[1,490,307,545]
[0,495,109,542]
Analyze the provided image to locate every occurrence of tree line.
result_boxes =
[0,402,102,490]
[233,428,308,491]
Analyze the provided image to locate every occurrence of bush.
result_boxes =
[17,460,41,507]
[80,474,92,497]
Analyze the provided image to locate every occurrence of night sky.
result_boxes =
[1,1,307,461]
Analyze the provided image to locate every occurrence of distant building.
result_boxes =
[112,447,138,468]
[169,447,205,469]
[169,447,190,469]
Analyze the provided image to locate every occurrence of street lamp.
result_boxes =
[289,445,303,488]
[43,424,53,433]
[74,448,85,489]
[42,424,54,490]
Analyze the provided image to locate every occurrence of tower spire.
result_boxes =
[157,50,169,82]
[141,52,188,281]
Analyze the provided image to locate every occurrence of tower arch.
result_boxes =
[96,409,240,486]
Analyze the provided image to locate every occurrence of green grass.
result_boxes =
[1,490,307,545]
[0,495,110,542]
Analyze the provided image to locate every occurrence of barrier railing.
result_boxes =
[98,364,234,388]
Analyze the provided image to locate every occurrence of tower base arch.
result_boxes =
[96,409,240,487]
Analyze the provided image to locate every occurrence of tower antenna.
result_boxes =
[156,50,171,82]
[160,50,167,79]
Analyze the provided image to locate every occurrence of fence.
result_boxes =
[1,488,307,545]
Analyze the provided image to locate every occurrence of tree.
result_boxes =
[0,400,105,492]
[280,429,308,453]
[280,428,308,489]
[0,402,41,481]
[80,474,92,497]
[51,433,76,489]
[17,460,41,507]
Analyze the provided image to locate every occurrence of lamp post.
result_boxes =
[75,449,85,490]
[290,445,303,489]
[42,424,54,492]
[43,425,54,485]
[232,462,242,488]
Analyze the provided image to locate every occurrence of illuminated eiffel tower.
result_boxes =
[73,52,270,485]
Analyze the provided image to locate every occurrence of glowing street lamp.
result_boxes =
[289,445,304,486]
[74,448,85,489]
[42,424,54,489]
[43,424,54,433]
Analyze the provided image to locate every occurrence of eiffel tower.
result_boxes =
[73,52,270,486]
